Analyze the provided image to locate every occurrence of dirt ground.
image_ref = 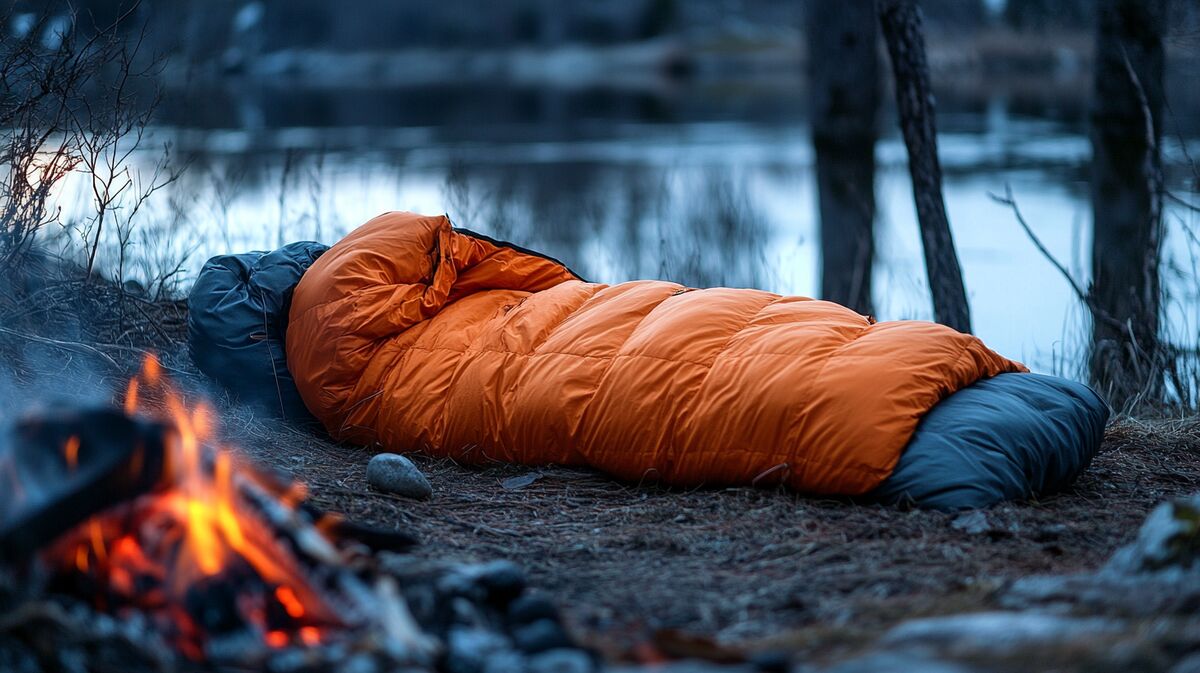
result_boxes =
[221,401,1200,665]
[3,284,1200,667]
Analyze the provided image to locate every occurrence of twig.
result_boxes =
[988,184,1088,302]
[0,325,120,369]
[989,184,1129,335]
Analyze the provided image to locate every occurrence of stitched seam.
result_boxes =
[574,290,681,449]
[522,283,604,355]
[707,296,782,366]
[781,321,875,483]
[678,295,782,479]
[430,318,508,451]
[387,343,836,366]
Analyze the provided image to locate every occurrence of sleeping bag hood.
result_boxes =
[285,212,1031,495]
[189,241,329,422]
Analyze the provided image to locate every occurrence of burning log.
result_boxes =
[0,409,167,564]
[0,355,594,673]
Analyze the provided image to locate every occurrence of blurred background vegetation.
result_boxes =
[2,0,1199,408]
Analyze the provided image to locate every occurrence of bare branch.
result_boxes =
[988,185,1089,302]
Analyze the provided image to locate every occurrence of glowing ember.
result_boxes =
[44,354,338,656]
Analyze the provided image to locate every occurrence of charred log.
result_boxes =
[0,409,167,564]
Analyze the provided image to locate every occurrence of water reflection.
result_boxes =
[59,80,1200,382]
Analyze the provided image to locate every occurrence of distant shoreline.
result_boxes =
[165,28,1198,90]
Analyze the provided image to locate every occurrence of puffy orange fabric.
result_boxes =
[287,212,1025,495]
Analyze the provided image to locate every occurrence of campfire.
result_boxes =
[0,355,587,673]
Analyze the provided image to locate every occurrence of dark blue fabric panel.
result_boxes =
[187,242,328,422]
[873,373,1109,510]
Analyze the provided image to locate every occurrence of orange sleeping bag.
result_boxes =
[287,212,1024,495]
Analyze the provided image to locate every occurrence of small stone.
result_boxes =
[1032,523,1069,542]
[824,652,973,673]
[528,648,593,673]
[469,560,527,605]
[483,650,528,673]
[1106,496,1200,574]
[340,654,379,673]
[881,611,1121,656]
[438,572,487,604]
[513,619,572,654]
[366,453,432,500]
[508,594,559,625]
[446,627,511,673]
[950,511,989,535]
[748,650,791,673]
[1170,653,1200,673]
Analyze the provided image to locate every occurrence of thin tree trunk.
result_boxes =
[808,0,879,316]
[877,0,971,334]
[1089,0,1166,408]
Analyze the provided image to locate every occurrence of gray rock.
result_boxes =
[483,651,528,673]
[950,511,989,535]
[1106,495,1200,575]
[340,654,380,673]
[1003,571,1200,616]
[366,453,432,500]
[528,649,593,673]
[445,627,511,673]
[880,611,1121,657]
[466,560,527,604]
[607,662,755,673]
[508,594,560,624]
[823,652,974,673]
[747,650,790,673]
[513,618,572,654]
[1003,494,1200,616]
[1171,653,1200,673]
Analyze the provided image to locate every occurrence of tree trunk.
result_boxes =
[878,0,972,334]
[808,0,879,316]
[1089,0,1166,408]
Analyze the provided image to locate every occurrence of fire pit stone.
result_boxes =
[527,648,597,673]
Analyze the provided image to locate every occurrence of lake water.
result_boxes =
[55,77,1200,379]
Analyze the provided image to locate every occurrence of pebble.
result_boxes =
[528,648,593,673]
[366,453,432,500]
[950,511,989,535]
[483,651,529,673]
[469,560,527,605]
[748,650,791,673]
[824,652,974,673]
[508,594,560,625]
[880,611,1121,655]
[1171,653,1200,673]
[513,619,572,654]
[445,627,511,673]
[1106,495,1200,573]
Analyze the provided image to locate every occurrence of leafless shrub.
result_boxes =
[0,3,179,280]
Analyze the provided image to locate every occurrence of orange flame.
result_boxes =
[124,378,139,416]
[63,436,80,471]
[275,586,305,619]
[45,353,338,656]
